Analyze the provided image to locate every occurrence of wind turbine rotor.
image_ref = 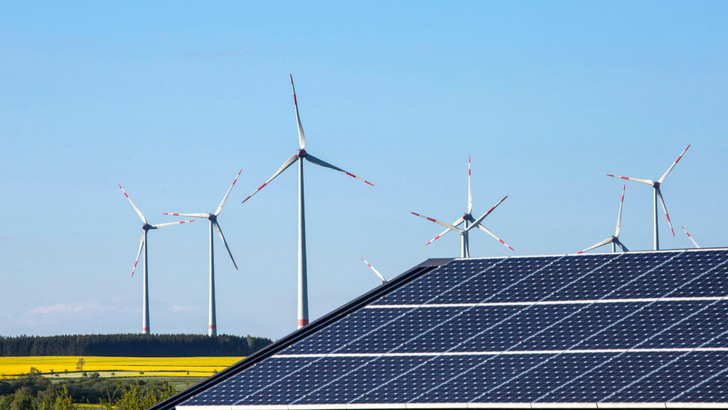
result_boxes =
[242,154,300,204]
[131,232,146,277]
[119,184,148,224]
[681,225,701,248]
[361,258,387,283]
[655,188,675,236]
[215,169,243,216]
[425,217,465,246]
[658,144,691,184]
[290,74,306,150]
[213,221,238,270]
[304,154,374,186]
[615,184,625,237]
[475,224,515,251]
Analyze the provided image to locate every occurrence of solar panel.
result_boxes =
[161,248,728,409]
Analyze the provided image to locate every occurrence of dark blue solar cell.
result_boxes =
[607,351,728,402]
[610,251,727,299]
[646,301,728,348]
[297,356,427,404]
[236,357,370,405]
[672,256,728,297]
[457,305,582,352]
[672,368,728,402]
[283,307,404,354]
[579,301,703,349]
[514,302,638,351]
[415,354,546,403]
[350,356,484,403]
[548,252,675,301]
[479,353,609,402]
[182,357,311,405]
[486,254,618,302]
[391,306,520,353]
[546,352,680,402]
[431,256,561,304]
[338,307,460,353]
[372,259,499,306]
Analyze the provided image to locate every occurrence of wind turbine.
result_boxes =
[163,169,241,336]
[361,258,387,284]
[607,144,690,250]
[681,225,701,248]
[411,157,514,258]
[577,184,629,254]
[119,184,194,334]
[242,74,373,329]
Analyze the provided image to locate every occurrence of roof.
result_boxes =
[153,249,728,409]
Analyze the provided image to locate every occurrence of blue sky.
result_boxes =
[1,1,727,341]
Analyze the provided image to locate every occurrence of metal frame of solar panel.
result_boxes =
[153,248,728,410]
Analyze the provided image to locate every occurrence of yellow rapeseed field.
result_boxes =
[0,356,243,378]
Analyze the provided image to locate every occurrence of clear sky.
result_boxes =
[1,1,727,341]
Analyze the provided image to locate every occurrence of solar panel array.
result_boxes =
[179,249,728,408]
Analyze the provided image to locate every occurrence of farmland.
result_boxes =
[0,356,243,379]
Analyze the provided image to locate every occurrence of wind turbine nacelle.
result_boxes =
[297,149,307,158]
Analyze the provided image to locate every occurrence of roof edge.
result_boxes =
[175,401,728,409]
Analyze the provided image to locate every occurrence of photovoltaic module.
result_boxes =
[155,248,728,409]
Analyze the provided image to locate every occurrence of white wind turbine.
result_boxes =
[607,144,690,250]
[119,184,194,334]
[577,184,629,254]
[242,74,373,329]
[361,258,387,284]
[411,157,514,258]
[163,169,241,336]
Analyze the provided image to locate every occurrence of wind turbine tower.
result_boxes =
[242,75,373,329]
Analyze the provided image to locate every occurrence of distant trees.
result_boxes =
[0,372,174,409]
[0,334,272,357]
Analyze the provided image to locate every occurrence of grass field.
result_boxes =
[0,356,243,378]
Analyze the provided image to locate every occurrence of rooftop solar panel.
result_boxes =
[153,248,728,409]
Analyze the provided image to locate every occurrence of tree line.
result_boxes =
[0,334,272,357]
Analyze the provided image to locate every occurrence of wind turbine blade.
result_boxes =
[163,213,209,218]
[215,169,242,216]
[476,224,515,251]
[615,239,629,252]
[152,220,195,229]
[576,237,613,254]
[681,225,701,248]
[118,184,147,224]
[361,258,386,283]
[658,144,690,184]
[425,217,465,246]
[305,154,374,186]
[411,212,463,233]
[290,74,306,150]
[214,221,238,270]
[467,156,472,214]
[606,174,654,186]
[132,232,145,277]
[242,154,299,204]
[655,188,675,236]
[466,195,508,233]
[615,184,625,237]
